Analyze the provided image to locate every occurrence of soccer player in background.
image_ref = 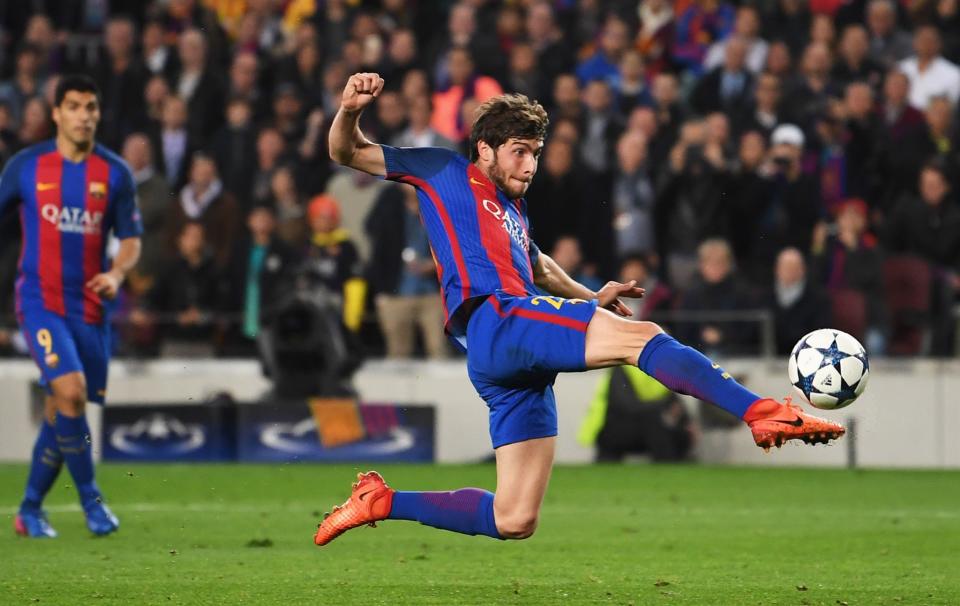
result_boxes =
[314,73,844,546]
[0,75,143,537]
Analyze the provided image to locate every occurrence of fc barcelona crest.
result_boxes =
[89,182,107,199]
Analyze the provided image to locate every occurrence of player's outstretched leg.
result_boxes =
[314,471,502,546]
[586,310,845,450]
[50,374,119,536]
[15,415,62,538]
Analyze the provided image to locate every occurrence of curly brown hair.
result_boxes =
[468,94,549,162]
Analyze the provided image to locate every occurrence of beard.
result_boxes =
[489,159,530,199]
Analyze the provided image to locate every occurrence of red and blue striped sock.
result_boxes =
[20,420,63,511]
[638,333,760,419]
[388,488,502,539]
[54,413,101,506]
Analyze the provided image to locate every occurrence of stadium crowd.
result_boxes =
[2,0,960,361]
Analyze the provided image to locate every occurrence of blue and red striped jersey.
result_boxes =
[0,140,143,324]
[382,145,541,337]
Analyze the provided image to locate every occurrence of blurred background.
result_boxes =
[1,0,959,469]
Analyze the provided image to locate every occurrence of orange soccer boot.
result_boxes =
[744,397,846,451]
[314,471,394,546]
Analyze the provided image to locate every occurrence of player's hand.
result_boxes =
[596,280,645,317]
[341,72,384,113]
[86,271,123,299]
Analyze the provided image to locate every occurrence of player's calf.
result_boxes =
[493,509,538,540]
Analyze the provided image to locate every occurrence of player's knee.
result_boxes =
[54,387,86,416]
[496,512,539,540]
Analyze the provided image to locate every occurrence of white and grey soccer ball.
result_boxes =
[787,328,869,410]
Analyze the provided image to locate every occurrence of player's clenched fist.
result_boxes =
[341,72,384,113]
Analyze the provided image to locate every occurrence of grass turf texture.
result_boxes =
[1,464,958,605]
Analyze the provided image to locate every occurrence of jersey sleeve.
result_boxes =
[111,163,144,238]
[0,151,25,216]
[528,238,541,269]
[381,145,460,182]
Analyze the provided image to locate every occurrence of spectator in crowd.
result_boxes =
[763,40,794,80]
[883,159,960,355]
[812,198,887,353]
[141,74,172,132]
[427,2,501,87]
[380,28,421,89]
[549,73,582,122]
[524,137,581,256]
[0,44,44,127]
[268,165,309,250]
[576,15,631,85]
[226,203,298,352]
[728,130,771,274]
[691,36,754,115]
[167,152,241,270]
[430,46,503,144]
[16,97,50,147]
[92,16,146,151]
[525,1,574,95]
[884,160,960,267]
[392,95,455,150]
[735,72,785,139]
[549,236,604,292]
[649,71,685,143]
[616,253,673,321]
[271,82,306,147]
[251,126,287,206]
[784,42,837,127]
[832,24,885,91]
[131,221,224,357]
[769,247,830,355]
[505,42,546,104]
[227,51,267,122]
[704,5,768,74]
[877,68,925,142]
[866,0,914,69]
[673,0,736,75]
[208,97,258,209]
[637,0,674,79]
[898,25,960,110]
[740,124,821,286]
[611,50,651,114]
[151,95,195,191]
[365,184,448,360]
[122,132,171,282]
[611,130,656,260]
[676,238,759,356]
[142,19,177,78]
[657,118,729,289]
[302,194,366,334]
[765,0,812,56]
[579,365,696,462]
[172,28,225,146]
[371,89,407,144]
[21,14,63,77]
[838,81,883,204]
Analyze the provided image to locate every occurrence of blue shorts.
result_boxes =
[465,292,598,449]
[18,307,110,404]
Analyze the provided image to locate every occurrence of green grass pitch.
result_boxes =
[1,463,958,605]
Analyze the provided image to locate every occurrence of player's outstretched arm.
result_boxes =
[533,253,644,317]
[328,72,387,177]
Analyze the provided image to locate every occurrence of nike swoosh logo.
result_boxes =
[773,417,804,427]
[357,489,372,502]
[469,177,484,186]
[37,182,58,191]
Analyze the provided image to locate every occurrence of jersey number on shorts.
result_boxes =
[530,296,586,310]
[36,328,60,369]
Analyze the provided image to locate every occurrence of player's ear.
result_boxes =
[477,140,493,163]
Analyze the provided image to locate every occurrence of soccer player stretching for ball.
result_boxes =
[0,75,143,537]
[314,73,844,545]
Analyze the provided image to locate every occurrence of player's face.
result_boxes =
[53,91,100,147]
[490,138,542,199]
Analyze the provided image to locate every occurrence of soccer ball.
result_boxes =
[788,328,869,410]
